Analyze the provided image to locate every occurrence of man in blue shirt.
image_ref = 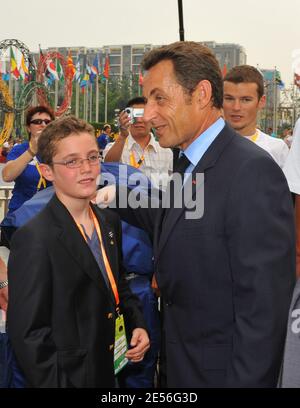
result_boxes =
[97,124,112,152]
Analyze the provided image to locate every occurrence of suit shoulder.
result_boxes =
[10,206,52,247]
[226,130,279,165]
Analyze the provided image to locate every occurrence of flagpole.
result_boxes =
[95,73,99,123]
[75,81,79,118]
[89,83,93,123]
[138,71,141,96]
[83,78,87,121]
[105,78,108,123]
[54,54,58,111]
[272,67,277,135]
[178,0,185,41]
[85,82,89,120]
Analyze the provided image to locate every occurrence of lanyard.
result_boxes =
[250,130,259,142]
[76,208,120,307]
[129,151,145,168]
[34,160,47,190]
[126,138,147,168]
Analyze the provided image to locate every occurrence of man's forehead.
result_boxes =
[223,81,259,96]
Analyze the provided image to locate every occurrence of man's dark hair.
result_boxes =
[224,65,265,99]
[26,105,55,126]
[142,41,223,109]
[127,96,146,107]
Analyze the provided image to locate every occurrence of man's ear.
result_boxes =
[258,95,266,110]
[39,163,54,182]
[195,80,213,108]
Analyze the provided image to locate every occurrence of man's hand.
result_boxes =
[0,286,8,312]
[118,110,131,137]
[126,328,150,363]
[95,185,116,208]
[29,134,39,156]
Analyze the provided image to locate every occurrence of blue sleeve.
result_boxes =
[7,143,29,161]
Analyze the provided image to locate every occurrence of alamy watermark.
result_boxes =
[96,166,204,220]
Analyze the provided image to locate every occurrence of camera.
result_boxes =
[124,107,144,123]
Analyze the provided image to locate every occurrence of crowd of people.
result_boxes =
[0,40,300,388]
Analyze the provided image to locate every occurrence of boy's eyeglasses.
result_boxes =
[30,119,52,125]
[52,153,101,169]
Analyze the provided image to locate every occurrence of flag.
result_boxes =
[103,55,110,79]
[19,54,29,82]
[75,56,81,83]
[39,47,54,83]
[10,47,20,80]
[138,66,143,86]
[57,61,64,82]
[295,73,300,89]
[89,56,99,85]
[275,70,284,89]
[80,72,89,89]
[66,50,75,80]
[91,55,99,76]
[46,59,59,81]
[0,58,6,77]
[222,63,227,78]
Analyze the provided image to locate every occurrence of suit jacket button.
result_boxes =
[107,313,113,319]
[109,344,114,351]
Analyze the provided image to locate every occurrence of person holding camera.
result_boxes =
[103,97,173,191]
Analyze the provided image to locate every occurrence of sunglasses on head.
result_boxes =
[30,119,52,125]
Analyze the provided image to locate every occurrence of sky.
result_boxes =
[1,0,300,85]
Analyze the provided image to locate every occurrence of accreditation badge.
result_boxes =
[114,313,128,375]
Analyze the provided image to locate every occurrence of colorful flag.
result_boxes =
[10,47,20,80]
[91,55,99,76]
[75,56,81,83]
[295,73,300,89]
[0,58,6,75]
[57,61,64,82]
[138,66,143,86]
[19,54,29,82]
[80,72,89,89]
[103,55,110,79]
[222,63,227,78]
[39,47,55,82]
[46,59,59,81]
[275,70,284,89]
[66,50,76,80]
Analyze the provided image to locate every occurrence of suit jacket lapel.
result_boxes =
[157,124,235,259]
[90,205,119,283]
[48,196,114,301]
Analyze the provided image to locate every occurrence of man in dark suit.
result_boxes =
[7,116,149,388]
[109,41,296,387]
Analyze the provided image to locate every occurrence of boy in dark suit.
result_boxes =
[7,116,149,388]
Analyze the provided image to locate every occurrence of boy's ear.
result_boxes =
[39,163,54,182]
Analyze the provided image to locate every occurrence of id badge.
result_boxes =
[114,313,128,375]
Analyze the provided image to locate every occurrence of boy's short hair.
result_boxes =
[223,65,265,99]
[37,115,96,165]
